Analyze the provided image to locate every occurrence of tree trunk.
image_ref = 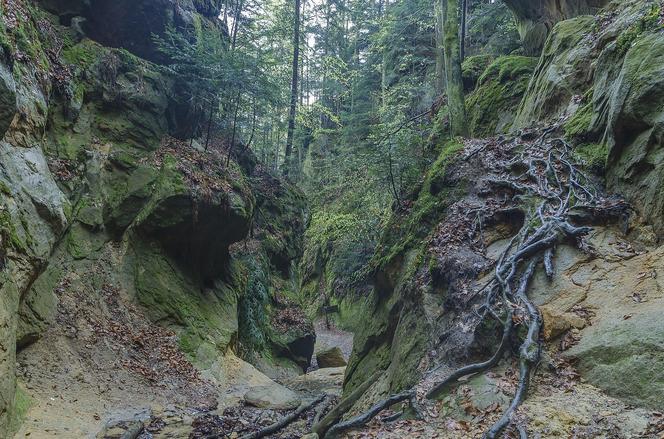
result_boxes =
[460,0,467,62]
[226,89,242,165]
[434,0,445,94]
[231,0,245,51]
[283,0,301,177]
[442,0,467,137]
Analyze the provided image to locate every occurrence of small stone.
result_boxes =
[540,306,586,340]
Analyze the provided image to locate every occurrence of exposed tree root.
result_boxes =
[313,371,380,437]
[325,390,420,438]
[321,128,626,438]
[240,393,325,439]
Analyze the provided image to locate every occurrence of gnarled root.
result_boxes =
[240,393,326,439]
[325,390,418,438]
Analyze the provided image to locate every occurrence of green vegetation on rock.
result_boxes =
[467,56,537,137]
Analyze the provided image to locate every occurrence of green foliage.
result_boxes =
[466,1,521,55]
[305,212,361,249]
[372,139,464,271]
[237,257,271,354]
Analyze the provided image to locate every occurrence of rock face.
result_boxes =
[316,347,347,368]
[466,55,538,137]
[0,64,16,138]
[340,1,664,428]
[513,0,664,237]
[562,245,664,409]
[0,1,311,435]
[38,0,224,62]
[502,0,608,54]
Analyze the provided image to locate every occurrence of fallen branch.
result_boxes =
[240,393,326,439]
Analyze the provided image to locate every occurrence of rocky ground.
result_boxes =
[12,310,353,438]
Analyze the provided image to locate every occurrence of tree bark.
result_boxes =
[283,0,301,176]
[434,0,445,94]
[460,0,467,62]
[442,0,467,137]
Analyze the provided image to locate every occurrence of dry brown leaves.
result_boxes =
[646,411,664,437]
[151,136,239,201]
[85,283,202,385]
[559,329,581,351]
[570,304,595,326]
[272,307,309,333]
[48,157,78,181]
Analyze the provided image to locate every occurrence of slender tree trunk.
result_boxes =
[204,95,216,151]
[442,0,467,137]
[460,0,468,62]
[434,0,445,93]
[231,0,245,51]
[283,0,301,176]
[242,97,258,154]
[226,89,242,165]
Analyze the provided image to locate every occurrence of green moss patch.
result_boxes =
[467,56,537,137]
[462,54,493,91]
[371,139,465,272]
[564,97,594,140]
[7,385,32,436]
[573,143,608,173]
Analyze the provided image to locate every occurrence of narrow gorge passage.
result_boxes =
[2,0,664,438]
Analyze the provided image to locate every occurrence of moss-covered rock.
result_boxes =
[466,56,538,137]
[344,140,468,397]
[132,243,240,359]
[461,54,493,91]
[605,31,664,236]
[0,64,16,138]
[512,15,596,129]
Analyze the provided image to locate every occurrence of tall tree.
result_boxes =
[442,0,467,137]
[284,0,302,176]
[434,0,445,93]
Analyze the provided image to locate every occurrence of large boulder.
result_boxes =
[244,383,301,410]
[561,245,664,409]
[316,347,347,368]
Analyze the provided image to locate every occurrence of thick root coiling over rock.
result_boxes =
[320,128,626,439]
